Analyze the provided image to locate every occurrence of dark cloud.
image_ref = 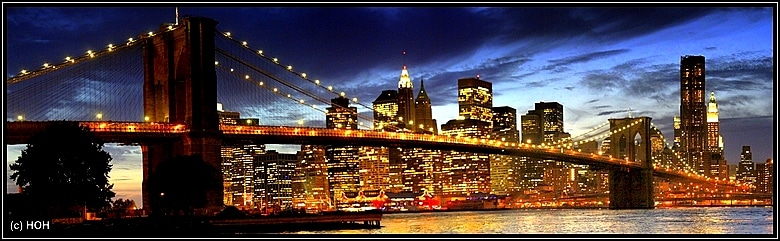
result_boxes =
[593,105,611,109]
[705,47,717,51]
[545,49,630,70]
[579,72,626,92]
[596,110,626,116]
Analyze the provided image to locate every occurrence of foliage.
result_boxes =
[9,121,115,217]
[112,198,137,211]
[147,155,221,216]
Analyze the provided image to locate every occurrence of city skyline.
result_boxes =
[4,5,776,204]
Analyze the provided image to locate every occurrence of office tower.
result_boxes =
[458,76,493,128]
[414,79,438,134]
[358,146,391,191]
[491,106,520,195]
[293,145,330,211]
[440,118,492,196]
[680,55,707,174]
[373,90,399,131]
[325,96,360,207]
[705,92,728,179]
[221,144,265,208]
[519,102,572,195]
[326,96,358,130]
[755,158,773,194]
[217,104,264,208]
[254,150,297,211]
[397,65,416,130]
[736,146,756,187]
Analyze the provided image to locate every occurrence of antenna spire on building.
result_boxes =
[628,108,633,118]
[175,7,179,25]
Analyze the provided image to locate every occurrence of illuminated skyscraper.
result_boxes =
[736,146,756,188]
[218,104,264,208]
[680,55,707,174]
[221,144,265,208]
[358,146,391,191]
[705,92,727,179]
[373,90,399,131]
[397,65,416,130]
[490,106,520,195]
[326,96,358,130]
[458,76,493,128]
[293,145,330,211]
[519,102,572,195]
[325,96,360,207]
[440,118,492,196]
[755,158,773,194]
[254,150,297,210]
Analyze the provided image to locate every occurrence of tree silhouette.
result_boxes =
[9,121,115,218]
[147,155,221,216]
[110,198,137,218]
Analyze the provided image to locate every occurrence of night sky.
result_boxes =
[4,4,776,204]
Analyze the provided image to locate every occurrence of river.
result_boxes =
[292,206,773,235]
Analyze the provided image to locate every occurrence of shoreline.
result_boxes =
[383,204,773,214]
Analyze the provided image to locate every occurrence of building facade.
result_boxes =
[755,158,773,194]
[325,96,360,206]
[440,118,492,196]
[457,76,493,128]
[490,106,521,195]
[254,150,297,211]
[293,145,330,211]
[736,146,756,188]
[705,92,728,179]
[679,55,707,174]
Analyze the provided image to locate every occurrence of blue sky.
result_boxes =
[4,4,776,204]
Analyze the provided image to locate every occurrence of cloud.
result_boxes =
[579,71,626,92]
[596,110,626,116]
[546,49,630,68]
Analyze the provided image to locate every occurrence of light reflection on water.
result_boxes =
[295,206,773,234]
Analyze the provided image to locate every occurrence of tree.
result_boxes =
[110,198,137,218]
[147,155,221,216]
[9,121,115,217]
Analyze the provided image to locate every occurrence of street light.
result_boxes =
[96,113,103,120]
[17,115,23,121]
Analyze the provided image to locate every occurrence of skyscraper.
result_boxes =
[293,145,330,211]
[326,96,358,130]
[491,106,520,195]
[217,104,264,208]
[371,89,401,193]
[458,76,493,128]
[221,144,265,208]
[680,55,707,174]
[373,90,399,131]
[358,146,391,191]
[414,79,438,134]
[325,96,360,207]
[254,150,297,211]
[519,102,572,195]
[440,118,492,196]
[705,92,727,179]
[755,158,773,194]
[736,146,755,187]
[397,65,416,130]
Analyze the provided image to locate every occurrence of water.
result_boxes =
[293,206,773,234]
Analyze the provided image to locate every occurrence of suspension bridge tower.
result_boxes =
[141,16,223,214]
[608,116,654,209]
